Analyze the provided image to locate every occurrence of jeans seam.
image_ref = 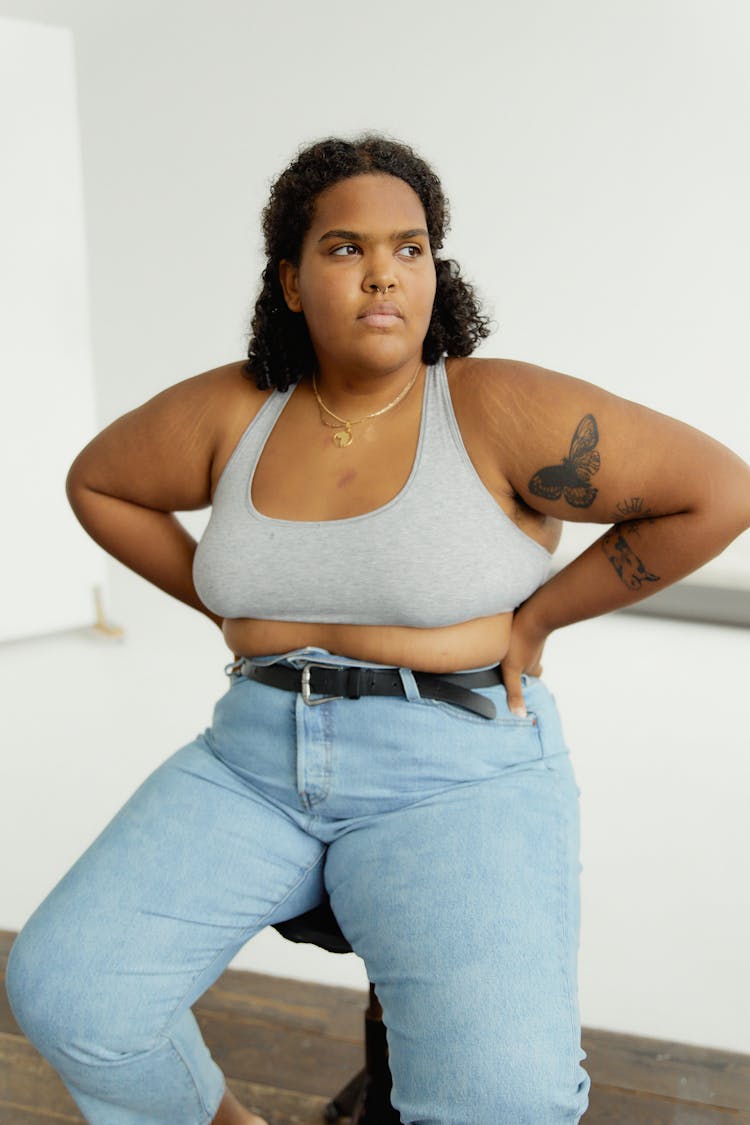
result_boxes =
[432,705,538,728]
[159,848,328,1038]
[551,773,585,1115]
[252,846,328,930]
[536,706,585,1111]
[158,1027,221,1122]
[322,703,334,793]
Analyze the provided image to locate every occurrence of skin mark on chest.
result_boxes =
[337,469,358,489]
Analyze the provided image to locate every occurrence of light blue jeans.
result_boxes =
[6,648,590,1124]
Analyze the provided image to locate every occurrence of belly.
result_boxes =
[222,612,514,673]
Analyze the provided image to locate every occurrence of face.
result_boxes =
[278,173,437,378]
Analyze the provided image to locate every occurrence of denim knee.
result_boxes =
[390,1026,589,1125]
[395,1061,589,1125]
[6,921,226,1123]
[7,921,85,1058]
[486,1063,590,1125]
[5,924,56,1050]
[5,917,157,1063]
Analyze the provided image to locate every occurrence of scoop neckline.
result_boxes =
[245,360,434,527]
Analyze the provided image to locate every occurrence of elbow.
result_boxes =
[726,460,750,535]
[697,455,750,538]
[704,484,750,551]
[65,454,99,512]
[65,458,85,507]
[737,499,750,537]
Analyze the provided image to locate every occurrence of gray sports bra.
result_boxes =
[192,356,552,627]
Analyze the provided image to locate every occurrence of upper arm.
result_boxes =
[483,359,750,527]
[66,361,257,512]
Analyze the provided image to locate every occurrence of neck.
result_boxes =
[310,356,425,414]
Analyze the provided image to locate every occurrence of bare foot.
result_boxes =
[212,1086,269,1124]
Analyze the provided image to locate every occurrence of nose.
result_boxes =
[362,251,397,295]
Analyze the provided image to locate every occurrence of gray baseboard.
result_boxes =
[618,581,750,628]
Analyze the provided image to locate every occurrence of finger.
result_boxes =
[502,664,527,718]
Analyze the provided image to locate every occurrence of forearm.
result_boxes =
[522,507,748,636]
[67,483,222,628]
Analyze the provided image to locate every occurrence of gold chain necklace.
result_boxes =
[312,362,422,447]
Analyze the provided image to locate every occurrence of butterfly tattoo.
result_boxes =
[528,414,601,508]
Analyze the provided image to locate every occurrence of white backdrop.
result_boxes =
[1,0,748,1054]
[0,19,104,642]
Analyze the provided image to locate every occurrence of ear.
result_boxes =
[278,259,302,313]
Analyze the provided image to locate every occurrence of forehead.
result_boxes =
[308,173,427,234]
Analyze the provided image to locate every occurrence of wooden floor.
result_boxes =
[1,930,748,1124]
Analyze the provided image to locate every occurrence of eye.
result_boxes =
[330,243,360,256]
[398,244,423,259]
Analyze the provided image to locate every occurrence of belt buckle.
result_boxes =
[301,662,343,706]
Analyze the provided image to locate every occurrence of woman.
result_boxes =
[6,135,750,1125]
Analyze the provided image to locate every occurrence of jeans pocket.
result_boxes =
[421,697,545,769]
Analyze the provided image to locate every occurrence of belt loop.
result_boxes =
[398,667,421,702]
[346,667,362,700]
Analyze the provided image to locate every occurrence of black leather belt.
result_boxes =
[229,658,502,720]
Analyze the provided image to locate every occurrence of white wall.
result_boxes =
[1,0,748,1054]
[0,19,105,642]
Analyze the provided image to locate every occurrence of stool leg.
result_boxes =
[324,1067,367,1121]
[349,984,401,1124]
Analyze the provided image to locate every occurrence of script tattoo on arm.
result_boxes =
[601,498,661,590]
[528,414,601,508]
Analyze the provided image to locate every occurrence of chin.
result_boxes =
[361,332,423,357]
[320,340,420,372]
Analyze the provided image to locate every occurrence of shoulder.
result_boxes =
[174,361,276,498]
[445,353,629,446]
[444,354,603,455]
[164,360,270,421]
[67,360,273,511]
[445,354,603,409]
[445,354,750,526]
[137,360,273,457]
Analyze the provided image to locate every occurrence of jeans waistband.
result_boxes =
[225,646,500,676]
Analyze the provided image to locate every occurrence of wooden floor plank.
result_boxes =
[583,1029,750,1111]
[0,932,15,965]
[587,1085,748,1123]
[195,965,367,1038]
[194,1005,363,1099]
[0,1033,84,1120]
[219,1077,336,1125]
[0,1108,83,1124]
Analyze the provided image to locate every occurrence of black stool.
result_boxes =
[273,900,401,1123]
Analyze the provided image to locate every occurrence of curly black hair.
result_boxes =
[244,133,493,391]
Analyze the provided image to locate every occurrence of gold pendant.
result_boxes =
[333,426,352,447]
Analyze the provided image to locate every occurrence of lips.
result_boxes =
[358,301,404,327]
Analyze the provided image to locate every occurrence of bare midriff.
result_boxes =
[222,611,514,673]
